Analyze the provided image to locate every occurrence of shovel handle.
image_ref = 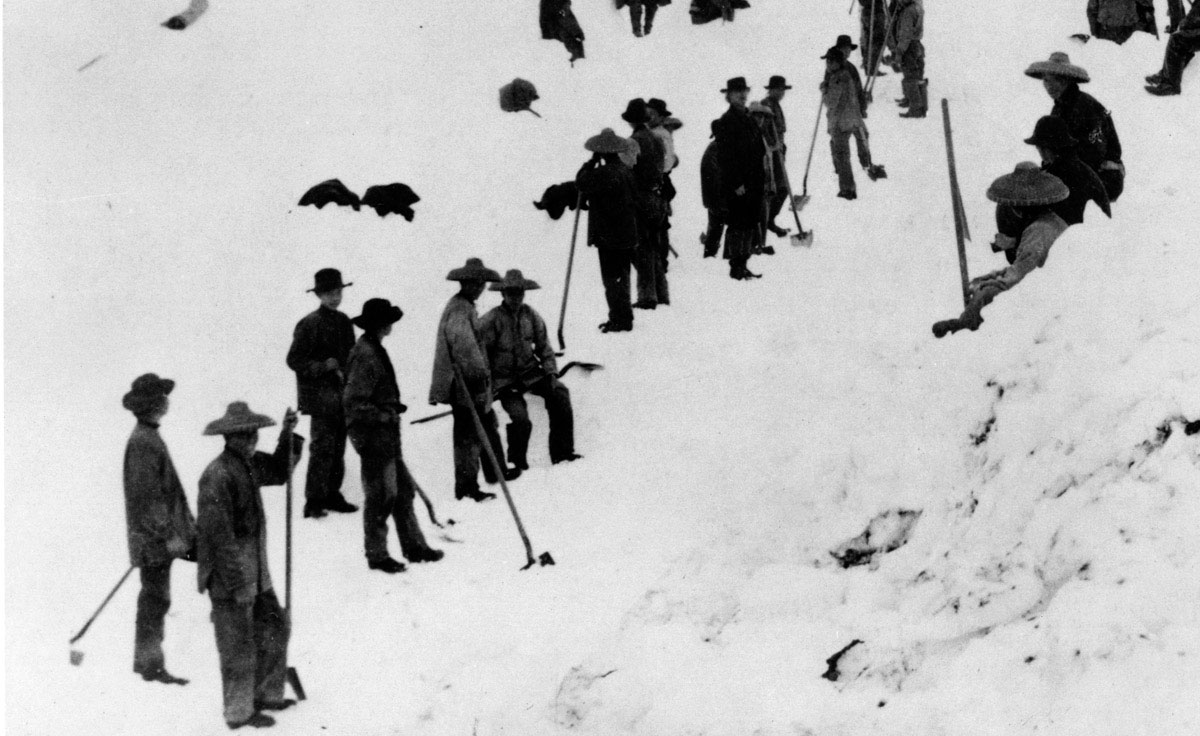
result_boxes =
[70,565,135,644]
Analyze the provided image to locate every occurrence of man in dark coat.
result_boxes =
[891,0,927,118]
[1025,52,1124,201]
[122,373,196,686]
[623,98,670,309]
[715,77,767,280]
[480,270,580,469]
[859,0,889,75]
[540,0,585,62]
[429,259,519,501]
[618,0,669,37]
[286,268,359,520]
[699,120,725,258]
[1146,0,1200,96]
[1087,0,1157,44]
[1024,116,1111,227]
[344,299,442,573]
[760,76,792,236]
[577,129,639,332]
[197,402,303,730]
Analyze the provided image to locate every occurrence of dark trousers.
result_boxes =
[900,41,927,112]
[210,589,289,726]
[350,429,432,557]
[1163,31,1200,85]
[134,562,172,674]
[704,210,725,256]
[630,0,658,33]
[452,403,506,495]
[861,11,887,72]
[724,226,754,276]
[634,220,669,306]
[304,412,346,506]
[499,376,575,464]
[598,248,634,328]
[831,127,872,194]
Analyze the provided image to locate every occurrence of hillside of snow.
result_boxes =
[5,0,1200,734]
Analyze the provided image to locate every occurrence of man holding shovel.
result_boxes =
[122,373,196,686]
[345,298,444,573]
[197,402,304,729]
[480,270,581,470]
[576,128,638,332]
[430,258,520,502]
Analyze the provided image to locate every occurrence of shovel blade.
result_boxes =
[791,231,814,248]
[792,194,811,211]
[70,649,84,666]
[287,666,307,701]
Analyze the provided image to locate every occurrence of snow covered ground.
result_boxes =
[5,0,1199,734]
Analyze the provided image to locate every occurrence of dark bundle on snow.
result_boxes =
[690,0,749,24]
[361,183,421,220]
[298,179,361,211]
[540,0,586,64]
[500,78,542,117]
[533,181,587,220]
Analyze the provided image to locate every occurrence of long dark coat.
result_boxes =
[700,139,723,211]
[343,333,404,459]
[1044,153,1111,225]
[124,421,197,567]
[286,306,355,416]
[540,0,585,60]
[715,105,766,227]
[1051,84,1122,172]
[576,159,640,250]
[196,435,298,602]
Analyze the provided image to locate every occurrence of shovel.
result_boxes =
[69,565,136,666]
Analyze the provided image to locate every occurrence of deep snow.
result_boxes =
[5,0,1200,734]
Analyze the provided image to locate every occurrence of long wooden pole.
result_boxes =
[556,192,584,352]
[941,98,970,307]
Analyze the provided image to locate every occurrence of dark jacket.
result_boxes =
[124,421,197,567]
[534,181,583,220]
[286,306,355,416]
[343,333,404,458]
[629,125,665,195]
[715,105,767,227]
[700,139,723,211]
[480,302,558,386]
[430,294,492,407]
[540,0,585,60]
[760,96,787,142]
[576,158,639,250]
[197,434,298,602]
[1051,84,1122,172]
[891,0,923,55]
[1044,153,1111,225]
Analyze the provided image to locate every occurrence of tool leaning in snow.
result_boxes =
[941,98,972,308]
[281,414,307,702]
[450,362,554,569]
[863,5,899,104]
[778,150,814,247]
[68,565,136,665]
[557,191,585,351]
[794,99,824,214]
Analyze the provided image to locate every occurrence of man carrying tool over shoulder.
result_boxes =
[480,270,581,470]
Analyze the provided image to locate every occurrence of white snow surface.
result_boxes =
[5,1,1200,734]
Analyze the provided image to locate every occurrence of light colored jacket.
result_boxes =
[971,211,1069,299]
[650,125,678,172]
[479,302,558,385]
[823,64,866,134]
[892,0,924,56]
[429,294,492,406]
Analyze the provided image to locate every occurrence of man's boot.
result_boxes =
[901,79,929,118]
[506,423,531,471]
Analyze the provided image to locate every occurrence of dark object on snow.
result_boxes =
[534,181,585,220]
[540,0,586,64]
[1069,32,1092,42]
[361,183,420,220]
[691,0,749,24]
[1086,0,1158,45]
[830,509,921,568]
[500,78,542,117]
[299,179,361,211]
[822,639,864,682]
[162,0,208,30]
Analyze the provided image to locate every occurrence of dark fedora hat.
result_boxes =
[203,401,276,436]
[446,257,502,283]
[307,268,353,293]
[986,162,1069,206]
[351,297,404,329]
[835,34,858,50]
[821,46,845,61]
[489,269,542,292]
[621,98,649,124]
[765,75,793,90]
[585,128,631,154]
[647,98,673,117]
[721,77,751,93]
[1023,115,1077,150]
[122,373,175,415]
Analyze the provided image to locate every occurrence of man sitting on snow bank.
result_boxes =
[933,163,1070,338]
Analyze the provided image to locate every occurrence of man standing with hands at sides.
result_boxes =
[760,76,792,237]
[122,373,197,686]
[197,402,304,730]
[430,259,521,503]
[622,98,669,310]
[344,298,443,573]
[716,77,767,280]
[576,128,639,333]
[287,268,359,520]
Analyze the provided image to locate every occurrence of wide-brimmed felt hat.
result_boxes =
[351,297,404,329]
[821,46,845,61]
[489,269,542,292]
[646,98,672,117]
[621,98,649,124]
[986,162,1069,206]
[1024,116,1077,150]
[446,257,502,283]
[123,373,175,414]
[307,268,352,293]
[748,102,774,116]
[765,75,793,90]
[835,34,858,50]
[1024,52,1090,83]
[585,128,631,154]
[663,117,684,132]
[203,401,276,436]
[721,77,750,93]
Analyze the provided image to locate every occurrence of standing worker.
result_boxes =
[286,268,359,520]
[715,77,767,280]
[576,129,639,333]
[122,373,197,686]
[760,76,793,237]
[622,98,669,309]
[891,0,927,118]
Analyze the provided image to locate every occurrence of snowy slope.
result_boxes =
[5,0,1200,734]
